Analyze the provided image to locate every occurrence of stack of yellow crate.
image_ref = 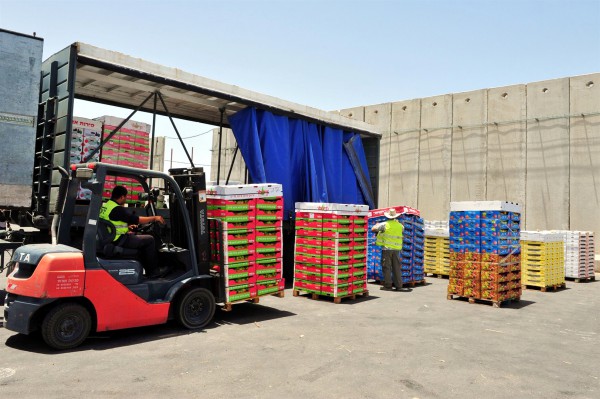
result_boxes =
[424,227,450,276]
[521,231,565,289]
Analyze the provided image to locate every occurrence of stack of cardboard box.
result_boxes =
[424,227,450,276]
[366,206,423,285]
[447,201,522,305]
[207,183,284,305]
[70,117,102,200]
[520,231,565,289]
[95,116,150,203]
[293,202,369,301]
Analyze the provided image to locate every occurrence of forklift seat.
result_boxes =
[96,219,138,259]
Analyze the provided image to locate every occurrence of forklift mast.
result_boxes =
[169,167,210,275]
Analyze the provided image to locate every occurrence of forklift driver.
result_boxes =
[100,185,168,278]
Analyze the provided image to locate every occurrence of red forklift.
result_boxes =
[3,162,226,350]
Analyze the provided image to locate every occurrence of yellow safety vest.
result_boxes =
[99,200,129,242]
[375,219,404,250]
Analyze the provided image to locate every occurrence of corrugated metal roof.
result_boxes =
[72,43,380,137]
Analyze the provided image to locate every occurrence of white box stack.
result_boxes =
[550,230,596,280]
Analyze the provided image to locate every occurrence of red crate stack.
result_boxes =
[293,202,369,302]
[207,183,284,305]
[95,116,151,204]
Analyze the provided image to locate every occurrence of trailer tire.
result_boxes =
[41,303,91,350]
[176,287,216,329]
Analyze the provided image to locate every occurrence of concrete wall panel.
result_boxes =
[210,127,246,183]
[569,73,600,233]
[338,107,365,122]
[418,95,452,220]
[451,90,488,202]
[487,85,527,215]
[526,78,570,230]
[389,99,420,208]
[365,104,392,207]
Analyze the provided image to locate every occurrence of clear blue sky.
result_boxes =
[2,0,599,175]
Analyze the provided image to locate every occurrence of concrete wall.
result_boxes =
[209,127,246,184]
[339,73,600,261]
[211,73,600,261]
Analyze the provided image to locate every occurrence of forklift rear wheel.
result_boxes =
[41,303,92,350]
[177,287,216,329]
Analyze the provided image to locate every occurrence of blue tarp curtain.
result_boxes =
[228,107,374,219]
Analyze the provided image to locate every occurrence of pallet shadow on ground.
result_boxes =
[447,295,536,309]
[214,302,296,325]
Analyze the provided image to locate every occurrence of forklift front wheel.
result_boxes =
[41,303,92,350]
[176,287,216,329]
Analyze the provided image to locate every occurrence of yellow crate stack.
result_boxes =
[424,227,450,276]
[521,232,565,288]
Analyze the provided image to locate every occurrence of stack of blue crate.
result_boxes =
[447,201,522,303]
[366,215,386,281]
[399,214,426,284]
[366,208,425,285]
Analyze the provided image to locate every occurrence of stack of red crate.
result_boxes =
[293,202,369,301]
[207,183,284,304]
[95,116,151,203]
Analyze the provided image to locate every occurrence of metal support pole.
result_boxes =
[225,145,239,185]
[156,91,195,168]
[149,92,158,188]
[216,107,226,185]
[83,92,154,163]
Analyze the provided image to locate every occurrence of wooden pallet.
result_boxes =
[565,276,596,283]
[425,273,449,279]
[522,283,566,292]
[371,279,427,287]
[447,294,520,308]
[293,289,369,304]
[222,290,285,311]
[408,279,427,287]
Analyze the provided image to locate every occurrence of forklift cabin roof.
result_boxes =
[63,42,380,137]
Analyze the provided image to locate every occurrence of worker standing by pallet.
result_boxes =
[372,208,405,291]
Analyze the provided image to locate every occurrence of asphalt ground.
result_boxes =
[0,268,598,399]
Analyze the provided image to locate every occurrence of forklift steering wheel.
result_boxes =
[135,221,157,235]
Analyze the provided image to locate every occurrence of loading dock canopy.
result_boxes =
[70,42,380,137]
